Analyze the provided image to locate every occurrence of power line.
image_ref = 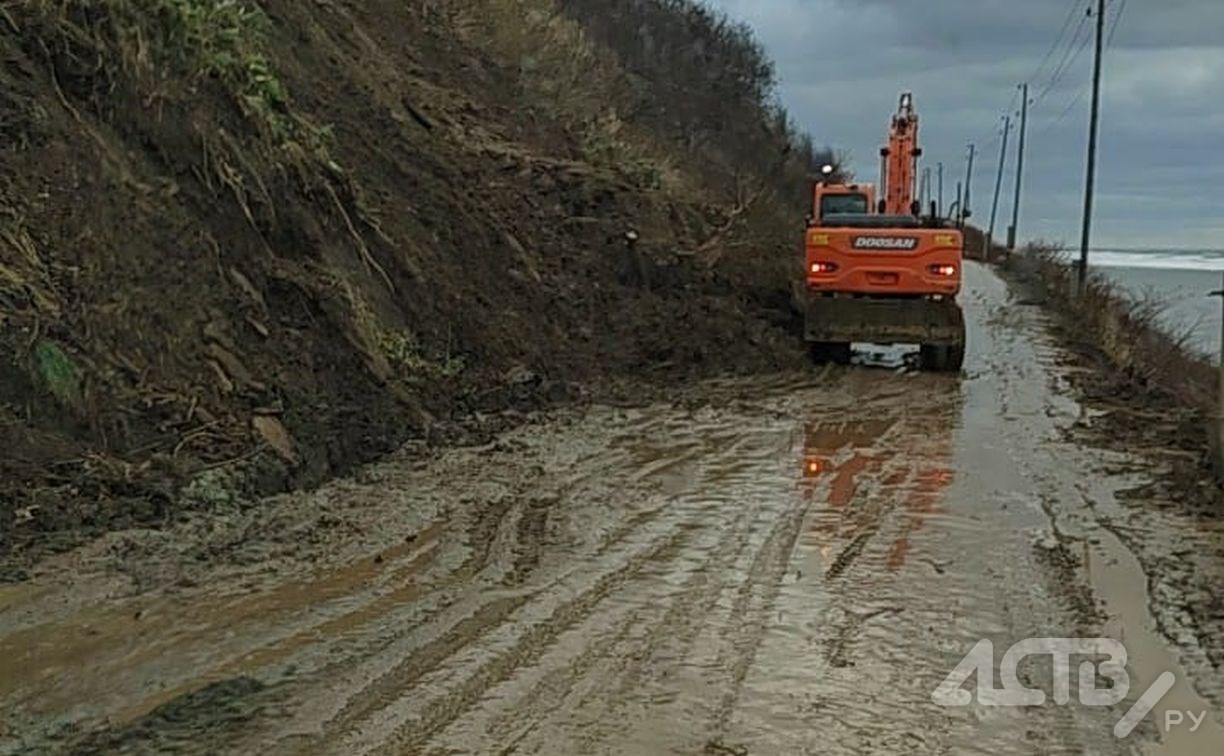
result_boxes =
[1032,6,1094,109]
[1034,27,1093,108]
[1106,0,1127,46]
[978,2,1096,188]
[1036,0,1125,138]
[1026,0,1087,86]
[1032,6,1092,98]
[1038,89,1087,138]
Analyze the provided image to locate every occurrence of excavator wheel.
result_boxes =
[920,343,964,372]
[810,341,852,366]
[919,302,966,372]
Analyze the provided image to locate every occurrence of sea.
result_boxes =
[1052,249,1224,359]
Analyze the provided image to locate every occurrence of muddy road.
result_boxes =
[2,263,1223,755]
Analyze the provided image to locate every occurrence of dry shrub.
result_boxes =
[445,0,822,212]
[1007,243,1214,409]
[556,0,820,208]
[440,0,679,190]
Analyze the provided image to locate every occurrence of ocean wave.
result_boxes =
[1055,249,1224,271]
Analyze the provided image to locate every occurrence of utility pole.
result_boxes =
[937,162,944,219]
[954,181,963,228]
[988,115,1011,254]
[1007,82,1029,250]
[1213,280,1224,479]
[963,143,976,224]
[1078,0,1106,293]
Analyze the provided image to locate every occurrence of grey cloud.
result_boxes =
[704,0,1223,248]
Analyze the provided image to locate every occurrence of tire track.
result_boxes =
[353,526,693,755]
[707,479,816,737]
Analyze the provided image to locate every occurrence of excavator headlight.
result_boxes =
[811,262,839,274]
[929,264,958,278]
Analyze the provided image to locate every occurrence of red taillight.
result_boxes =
[929,264,957,277]
[810,262,839,274]
[803,458,826,477]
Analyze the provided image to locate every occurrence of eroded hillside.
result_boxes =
[0,0,822,566]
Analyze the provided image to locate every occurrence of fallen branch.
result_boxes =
[688,179,767,264]
[402,97,434,131]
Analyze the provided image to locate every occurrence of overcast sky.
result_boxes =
[705,0,1223,250]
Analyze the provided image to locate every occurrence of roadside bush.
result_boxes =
[1006,243,1213,408]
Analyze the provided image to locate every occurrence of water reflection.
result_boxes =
[799,373,963,573]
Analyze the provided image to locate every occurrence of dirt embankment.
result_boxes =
[998,245,1224,676]
[966,233,1216,474]
[1001,246,1217,491]
[0,0,821,570]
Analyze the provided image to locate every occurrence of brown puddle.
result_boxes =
[0,583,43,614]
[0,521,443,724]
[1082,520,1224,755]
[799,396,957,573]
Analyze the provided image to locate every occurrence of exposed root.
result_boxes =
[40,43,85,124]
[324,182,395,294]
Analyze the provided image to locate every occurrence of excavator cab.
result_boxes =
[810,183,875,223]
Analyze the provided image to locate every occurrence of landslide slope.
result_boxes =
[0,0,819,565]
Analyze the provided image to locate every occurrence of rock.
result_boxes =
[505,365,540,387]
[252,415,299,466]
[504,231,526,255]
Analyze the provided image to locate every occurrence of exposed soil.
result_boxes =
[2,264,1221,754]
[0,0,811,572]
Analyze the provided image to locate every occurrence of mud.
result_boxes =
[2,263,1222,754]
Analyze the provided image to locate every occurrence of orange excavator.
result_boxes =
[802,93,966,371]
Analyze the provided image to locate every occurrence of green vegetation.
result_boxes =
[337,277,465,384]
[33,339,82,409]
[15,0,329,153]
[378,330,466,382]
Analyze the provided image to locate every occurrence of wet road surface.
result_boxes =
[2,263,1222,754]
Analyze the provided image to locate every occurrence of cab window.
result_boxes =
[820,193,868,216]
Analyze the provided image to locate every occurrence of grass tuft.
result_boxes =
[33,339,83,409]
[14,0,331,155]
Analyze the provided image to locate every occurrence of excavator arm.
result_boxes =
[879,92,921,216]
